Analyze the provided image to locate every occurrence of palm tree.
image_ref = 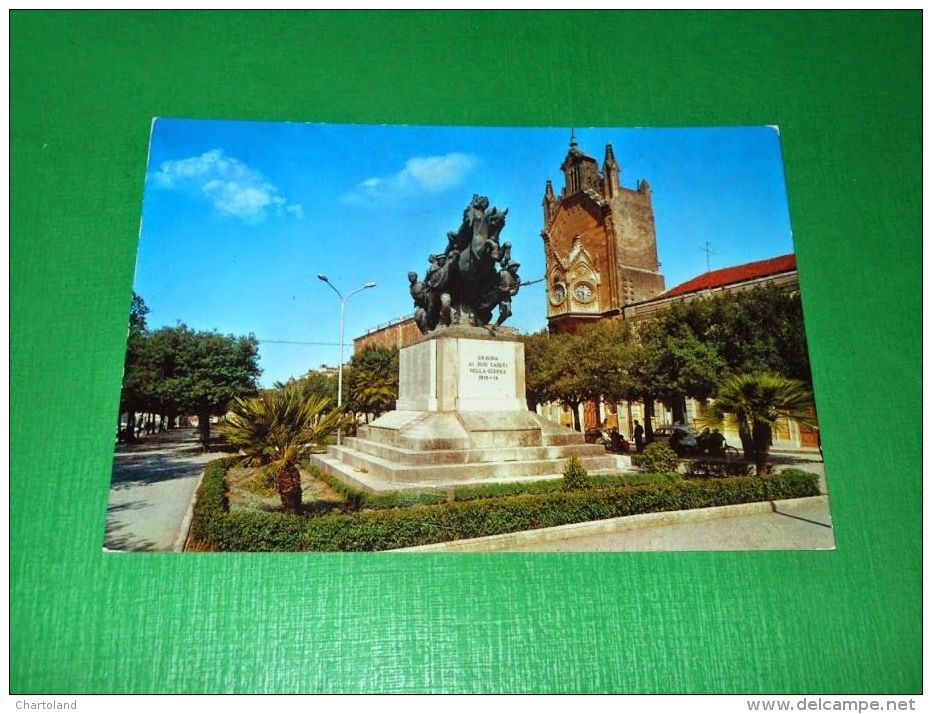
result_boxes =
[220,388,348,514]
[705,373,816,476]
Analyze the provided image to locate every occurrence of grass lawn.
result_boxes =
[226,464,345,514]
[225,461,762,516]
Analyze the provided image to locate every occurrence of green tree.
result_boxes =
[521,330,558,410]
[151,325,261,448]
[346,345,399,419]
[704,372,816,476]
[220,390,348,514]
[582,319,637,405]
[637,441,680,475]
[661,285,812,385]
[625,286,807,436]
[623,320,725,439]
[545,331,599,432]
[129,291,149,332]
[562,455,590,491]
[275,369,338,403]
[717,285,811,384]
[651,322,728,423]
[118,293,156,442]
[524,323,637,432]
[567,319,717,438]
[117,296,262,445]
[145,324,192,428]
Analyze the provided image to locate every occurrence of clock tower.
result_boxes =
[542,134,665,333]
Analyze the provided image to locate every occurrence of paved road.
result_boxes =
[105,430,218,551]
[506,496,835,552]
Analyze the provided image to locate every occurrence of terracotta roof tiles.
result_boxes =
[660,254,797,299]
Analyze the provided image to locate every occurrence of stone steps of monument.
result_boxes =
[362,412,475,450]
[358,425,400,446]
[362,425,548,451]
[308,451,631,494]
[342,436,606,466]
[325,444,620,483]
[360,411,592,450]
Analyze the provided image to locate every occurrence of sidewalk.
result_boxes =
[508,496,835,552]
[104,429,218,552]
[398,495,835,552]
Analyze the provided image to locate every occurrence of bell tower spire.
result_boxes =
[542,179,557,225]
[602,143,620,198]
[560,130,599,196]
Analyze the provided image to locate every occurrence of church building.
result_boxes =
[543,133,666,333]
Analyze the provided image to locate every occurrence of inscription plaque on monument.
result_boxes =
[459,340,515,402]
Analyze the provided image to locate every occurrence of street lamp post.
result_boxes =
[317,275,376,445]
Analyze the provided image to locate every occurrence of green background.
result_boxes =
[11,12,921,693]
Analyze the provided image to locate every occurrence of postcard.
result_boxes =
[104,121,833,553]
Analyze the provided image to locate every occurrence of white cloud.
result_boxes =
[152,149,303,222]
[343,152,477,204]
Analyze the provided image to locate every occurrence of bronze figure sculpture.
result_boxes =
[409,194,520,334]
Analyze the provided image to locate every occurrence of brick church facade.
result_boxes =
[543,134,666,333]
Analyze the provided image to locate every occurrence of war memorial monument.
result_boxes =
[310,195,628,491]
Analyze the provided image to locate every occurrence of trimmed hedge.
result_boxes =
[685,459,753,478]
[310,463,673,507]
[778,468,824,492]
[190,458,821,552]
[312,467,448,509]
[188,457,236,549]
[449,472,667,501]
[631,441,680,473]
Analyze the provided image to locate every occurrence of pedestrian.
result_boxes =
[633,419,645,452]
[708,429,725,457]
[697,427,711,455]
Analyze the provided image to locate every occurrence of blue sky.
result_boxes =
[134,120,794,387]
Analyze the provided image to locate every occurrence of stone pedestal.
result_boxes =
[396,335,526,413]
[310,330,628,492]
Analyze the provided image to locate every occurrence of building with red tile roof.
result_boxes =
[617,253,799,323]
[660,254,797,299]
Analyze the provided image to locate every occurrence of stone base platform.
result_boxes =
[308,409,632,493]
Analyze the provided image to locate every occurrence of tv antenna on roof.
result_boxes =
[700,241,714,273]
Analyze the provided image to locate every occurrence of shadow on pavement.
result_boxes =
[108,430,218,489]
[104,511,160,552]
[109,455,207,488]
[114,443,204,459]
[103,533,160,552]
[107,500,149,513]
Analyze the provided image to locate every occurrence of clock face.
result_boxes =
[550,284,566,306]
[573,283,594,303]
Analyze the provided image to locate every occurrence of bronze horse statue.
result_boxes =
[410,194,518,332]
[453,198,507,322]
[458,203,507,279]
